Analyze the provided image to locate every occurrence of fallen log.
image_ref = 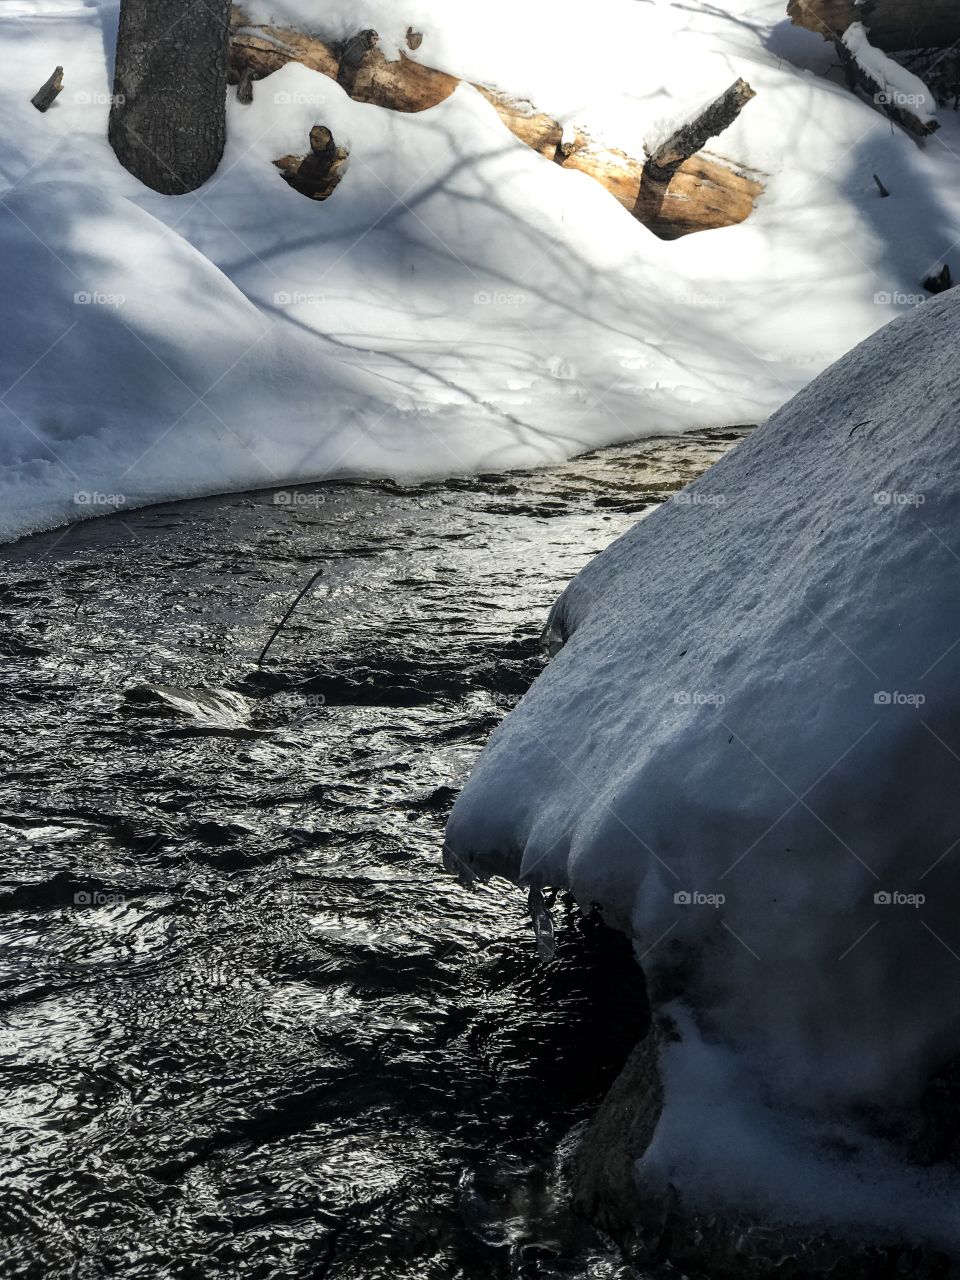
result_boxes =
[647,80,756,178]
[31,66,64,113]
[786,0,857,41]
[575,148,762,241]
[229,19,339,80]
[788,0,960,52]
[837,30,938,135]
[230,9,763,237]
[789,1,940,135]
[638,79,757,228]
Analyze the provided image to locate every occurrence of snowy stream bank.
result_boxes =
[446,287,960,1260]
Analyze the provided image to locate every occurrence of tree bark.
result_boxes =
[109,0,232,194]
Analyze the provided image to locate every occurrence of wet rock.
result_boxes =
[571,1027,955,1278]
[570,1024,664,1254]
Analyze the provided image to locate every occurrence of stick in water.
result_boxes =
[257,566,325,667]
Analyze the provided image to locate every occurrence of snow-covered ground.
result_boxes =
[445,286,960,1245]
[2,0,959,539]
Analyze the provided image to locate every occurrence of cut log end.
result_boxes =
[31,66,64,113]
[276,125,348,200]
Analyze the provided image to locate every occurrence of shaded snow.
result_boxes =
[445,288,960,1243]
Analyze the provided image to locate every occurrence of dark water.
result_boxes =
[0,429,746,1280]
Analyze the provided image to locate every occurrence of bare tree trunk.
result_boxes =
[109,0,232,194]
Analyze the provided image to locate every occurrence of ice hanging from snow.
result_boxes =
[527,886,556,961]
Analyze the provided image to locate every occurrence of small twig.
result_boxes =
[873,173,890,197]
[257,566,324,667]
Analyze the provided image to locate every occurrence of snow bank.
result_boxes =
[1,0,960,538]
[0,181,390,539]
[445,288,960,1243]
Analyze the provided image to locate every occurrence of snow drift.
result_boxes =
[445,289,960,1243]
[0,181,392,539]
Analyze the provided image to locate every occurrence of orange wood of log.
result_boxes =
[229,9,763,237]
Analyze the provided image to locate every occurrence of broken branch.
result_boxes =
[31,66,64,113]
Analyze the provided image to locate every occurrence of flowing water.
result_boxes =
[0,428,748,1279]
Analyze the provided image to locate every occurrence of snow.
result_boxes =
[0,0,958,541]
[445,286,960,1244]
[843,22,938,126]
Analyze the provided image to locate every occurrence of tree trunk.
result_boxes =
[109,0,232,194]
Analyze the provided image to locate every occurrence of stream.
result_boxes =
[0,427,747,1279]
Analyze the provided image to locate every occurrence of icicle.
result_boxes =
[442,841,477,888]
[527,885,556,961]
